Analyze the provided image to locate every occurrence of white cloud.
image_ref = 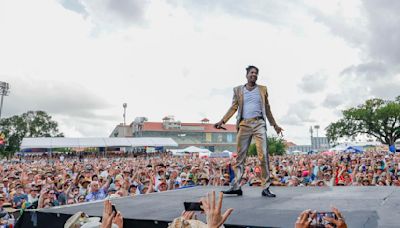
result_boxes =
[298,73,328,93]
[310,0,400,109]
[280,100,317,126]
[322,93,345,109]
[0,75,117,137]
[340,62,389,80]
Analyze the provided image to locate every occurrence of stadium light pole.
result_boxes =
[123,103,127,126]
[314,125,320,151]
[0,81,10,119]
[123,103,127,137]
[314,125,320,138]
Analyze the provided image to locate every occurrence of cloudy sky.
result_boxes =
[1,0,399,144]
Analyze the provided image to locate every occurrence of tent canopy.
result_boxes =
[181,146,211,153]
[20,137,178,149]
[345,146,364,153]
[209,152,231,158]
[170,146,211,156]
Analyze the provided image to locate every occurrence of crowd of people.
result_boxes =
[1,149,399,211]
[0,149,397,226]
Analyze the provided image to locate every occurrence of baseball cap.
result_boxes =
[129,184,138,192]
[250,178,262,185]
[107,186,117,193]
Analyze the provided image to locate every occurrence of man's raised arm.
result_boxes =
[215,88,238,129]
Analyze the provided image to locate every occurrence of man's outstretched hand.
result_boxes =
[214,120,225,130]
[274,125,284,135]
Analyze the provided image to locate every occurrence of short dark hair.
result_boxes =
[246,65,259,74]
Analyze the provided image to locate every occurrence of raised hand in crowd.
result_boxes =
[181,211,196,220]
[113,211,124,228]
[37,187,48,209]
[295,210,315,228]
[101,200,123,228]
[201,191,234,228]
[101,200,115,228]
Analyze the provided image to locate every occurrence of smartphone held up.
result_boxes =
[314,211,337,228]
[184,202,203,211]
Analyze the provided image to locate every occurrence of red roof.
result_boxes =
[284,141,296,148]
[142,122,236,133]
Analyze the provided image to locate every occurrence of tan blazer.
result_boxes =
[222,85,277,131]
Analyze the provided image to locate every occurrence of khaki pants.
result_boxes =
[232,118,270,189]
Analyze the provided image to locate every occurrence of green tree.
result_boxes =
[247,136,286,156]
[248,143,257,156]
[0,111,64,158]
[326,96,400,146]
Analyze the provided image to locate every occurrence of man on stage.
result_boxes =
[214,65,283,197]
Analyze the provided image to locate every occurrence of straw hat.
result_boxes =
[1,202,17,213]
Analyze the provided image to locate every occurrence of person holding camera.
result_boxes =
[169,191,234,228]
[38,188,60,208]
[214,65,283,197]
[295,207,347,228]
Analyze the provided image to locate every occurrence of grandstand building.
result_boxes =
[287,136,330,153]
[110,116,237,152]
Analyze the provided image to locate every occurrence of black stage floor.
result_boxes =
[16,186,400,228]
